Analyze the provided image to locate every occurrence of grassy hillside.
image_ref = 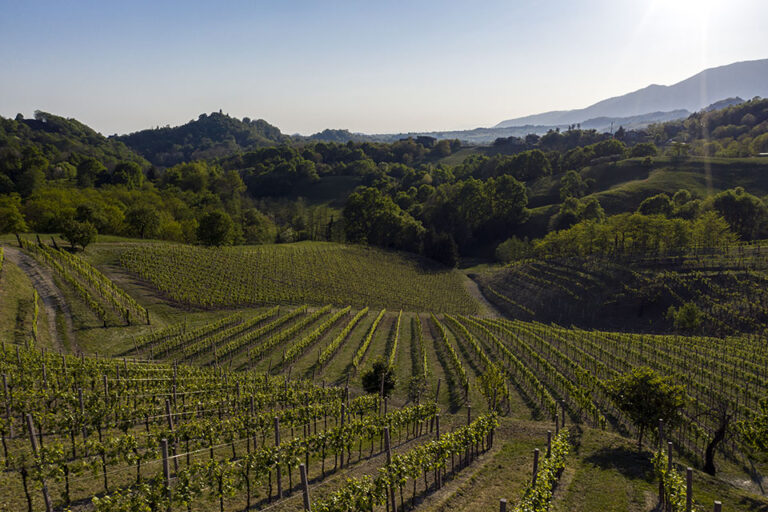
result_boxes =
[115,241,480,314]
[521,156,768,238]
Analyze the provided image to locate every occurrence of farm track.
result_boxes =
[464,274,502,318]
[3,245,76,352]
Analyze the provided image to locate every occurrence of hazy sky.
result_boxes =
[2,0,767,135]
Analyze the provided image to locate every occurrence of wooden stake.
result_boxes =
[26,414,52,512]
[161,439,171,512]
[499,498,508,512]
[275,417,282,499]
[2,374,12,438]
[384,427,397,510]
[659,418,665,450]
[547,431,552,458]
[686,467,693,512]
[532,448,540,487]
[300,463,311,511]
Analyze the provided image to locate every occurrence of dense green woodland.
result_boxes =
[3,98,768,264]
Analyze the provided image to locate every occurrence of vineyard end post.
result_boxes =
[499,498,507,512]
[532,448,540,487]
[658,418,665,450]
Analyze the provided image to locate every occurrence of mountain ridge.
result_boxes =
[495,58,768,128]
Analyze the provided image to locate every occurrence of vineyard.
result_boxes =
[117,242,479,314]
[0,237,767,511]
[477,246,768,335]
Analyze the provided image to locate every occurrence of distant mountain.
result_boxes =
[115,112,289,167]
[302,109,694,145]
[496,59,768,128]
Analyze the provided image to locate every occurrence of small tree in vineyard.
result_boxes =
[361,356,396,398]
[608,367,685,450]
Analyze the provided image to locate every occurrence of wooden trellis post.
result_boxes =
[300,463,311,511]
[26,414,52,512]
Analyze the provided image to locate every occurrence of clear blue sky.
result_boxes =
[1,0,767,135]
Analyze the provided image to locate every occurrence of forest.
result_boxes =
[2,98,768,266]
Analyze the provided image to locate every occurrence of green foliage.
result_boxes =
[361,356,396,397]
[111,161,144,189]
[710,186,768,240]
[638,193,673,216]
[344,186,425,252]
[0,194,28,233]
[549,197,604,231]
[421,230,459,267]
[608,367,685,449]
[652,449,690,512]
[513,429,570,512]
[666,303,703,332]
[197,210,234,246]
[125,205,161,239]
[61,218,98,250]
[536,211,736,257]
[630,142,658,158]
[559,170,593,200]
[115,111,288,166]
[495,236,534,263]
[738,398,768,457]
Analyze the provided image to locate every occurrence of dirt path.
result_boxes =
[3,245,78,353]
[463,274,503,318]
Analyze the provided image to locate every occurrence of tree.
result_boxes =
[421,230,459,267]
[0,194,28,234]
[559,170,592,200]
[125,205,161,239]
[550,197,581,231]
[361,357,396,398]
[343,187,424,252]
[76,157,107,187]
[666,303,703,332]
[61,218,97,251]
[711,187,768,240]
[691,211,737,248]
[629,142,658,158]
[672,189,692,207]
[637,193,673,217]
[608,367,685,450]
[16,147,47,197]
[111,161,145,189]
[580,197,605,223]
[495,236,533,263]
[197,210,234,247]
